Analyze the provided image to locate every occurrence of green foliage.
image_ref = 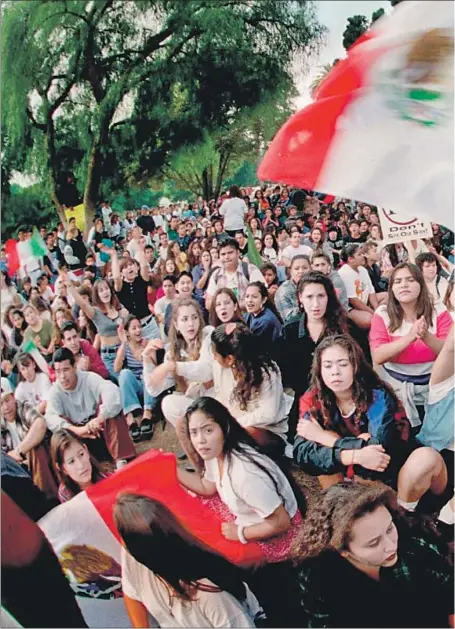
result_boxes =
[2,0,325,226]
[342,15,369,50]
[371,8,385,23]
[2,184,57,239]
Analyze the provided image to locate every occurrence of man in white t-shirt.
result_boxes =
[338,243,378,329]
[219,185,247,236]
[205,239,265,311]
[281,230,313,267]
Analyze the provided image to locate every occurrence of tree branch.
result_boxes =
[26,107,46,131]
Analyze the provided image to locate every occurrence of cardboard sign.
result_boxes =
[378,208,432,245]
[65,204,86,232]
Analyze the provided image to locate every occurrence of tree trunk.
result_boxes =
[214,150,231,201]
[202,168,212,201]
[83,142,100,237]
[44,127,68,227]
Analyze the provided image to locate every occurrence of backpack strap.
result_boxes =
[241,261,250,281]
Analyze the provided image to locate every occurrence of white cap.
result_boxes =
[1,377,14,401]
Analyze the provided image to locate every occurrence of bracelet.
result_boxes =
[237,525,248,545]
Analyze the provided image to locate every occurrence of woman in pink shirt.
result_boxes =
[370,263,452,429]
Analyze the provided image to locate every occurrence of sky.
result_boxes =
[295,0,391,108]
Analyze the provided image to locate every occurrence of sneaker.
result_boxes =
[116,459,128,470]
[129,422,141,443]
[140,419,154,440]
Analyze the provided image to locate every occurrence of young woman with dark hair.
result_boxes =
[149,322,292,458]
[370,262,452,428]
[113,315,156,442]
[209,287,242,328]
[294,334,449,511]
[260,262,279,301]
[244,281,282,350]
[294,481,453,628]
[416,251,449,305]
[50,429,108,503]
[113,491,262,628]
[9,308,27,349]
[15,352,52,415]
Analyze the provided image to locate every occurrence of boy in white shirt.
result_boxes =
[281,230,313,267]
[338,243,378,329]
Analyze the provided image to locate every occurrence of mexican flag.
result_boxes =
[21,339,51,378]
[38,450,265,626]
[258,1,454,230]
[4,228,48,277]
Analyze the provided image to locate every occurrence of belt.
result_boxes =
[101,346,119,355]
[384,367,431,386]
[140,314,153,327]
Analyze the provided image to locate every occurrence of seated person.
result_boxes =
[294,334,449,513]
[45,348,136,468]
[275,255,311,323]
[114,491,263,628]
[338,244,378,329]
[310,251,348,310]
[15,352,52,414]
[60,321,109,379]
[416,251,450,305]
[295,481,453,629]
[50,428,109,503]
[1,377,57,498]
[243,281,283,354]
[362,239,388,304]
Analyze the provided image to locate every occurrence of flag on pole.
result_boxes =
[246,225,263,269]
[258,1,454,230]
[3,229,48,277]
[4,239,20,277]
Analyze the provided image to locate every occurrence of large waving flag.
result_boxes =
[258,1,454,230]
[38,450,265,627]
[4,228,48,277]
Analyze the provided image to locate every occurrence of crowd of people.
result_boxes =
[1,183,454,628]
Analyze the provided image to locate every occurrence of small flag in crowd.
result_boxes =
[258,1,454,230]
[246,225,263,269]
[21,339,51,377]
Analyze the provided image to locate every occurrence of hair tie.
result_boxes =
[225,322,237,336]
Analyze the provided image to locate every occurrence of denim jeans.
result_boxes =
[101,345,120,384]
[118,369,157,414]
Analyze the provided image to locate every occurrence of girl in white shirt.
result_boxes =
[15,352,51,414]
[177,396,303,566]
[113,492,262,628]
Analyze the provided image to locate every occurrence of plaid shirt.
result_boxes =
[297,533,453,628]
[1,401,44,453]
[210,263,252,303]
[275,279,300,323]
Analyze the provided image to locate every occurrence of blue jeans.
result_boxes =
[101,345,120,384]
[118,369,156,415]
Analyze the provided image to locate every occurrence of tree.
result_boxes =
[342,15,369,51]
[155,86,296,200]
[371,8,385,23]
[310,61,338,97]
[2,1,325,232]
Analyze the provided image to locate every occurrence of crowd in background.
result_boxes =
[1,183,454,628]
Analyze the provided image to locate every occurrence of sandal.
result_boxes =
[129,422,141,443]
[139,419,154,440]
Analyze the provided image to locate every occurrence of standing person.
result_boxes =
[294,481,453,629]
[219,185,247,237]
[338,244,379,329]
[114,492,262,628]
[275,255,311,323]
[114,317,156,442]
[50,428,109,503]
[204,239,265,311]
[111,245,161,340]
[370,263,452,428]
[66,278,126,381]
[45,348,136,467]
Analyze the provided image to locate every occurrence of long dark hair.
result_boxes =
[11,309,27,347]
[113,491,248,603]
[209,288,242,327]
[50,429,102,499]
[183,397,304,515]
[211,323,278,411]
[91,279,121,312]
[387,263,434,332]
[310,334,401,431]
[297,272,348,336]
[246,281,283,323]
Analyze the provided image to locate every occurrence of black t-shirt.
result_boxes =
[116,276,150,319]
[344,234,366,245]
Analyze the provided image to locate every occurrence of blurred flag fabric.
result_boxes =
[4,228,48,278]
[258,1,454,230]
[21,339,51,377]
[246,225,263,268]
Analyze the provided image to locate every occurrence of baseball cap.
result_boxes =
[1,377,14,401]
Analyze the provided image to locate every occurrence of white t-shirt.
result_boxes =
[154,296,171,318]
[204,447,297,527]
[15,372,52,406]
[338,264,375,305]
[282,244,313,262]
[219,198,247,232]
[6,421,21,450]
[121,548,258,628]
